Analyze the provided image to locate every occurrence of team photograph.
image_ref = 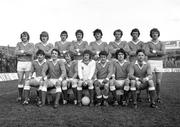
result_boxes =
[0,0,180,127]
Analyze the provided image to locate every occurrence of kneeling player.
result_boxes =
[41,49,66,108]
[61,52,78,105]
[23,50,46,105]
[129,49,157,108]
[110,48,130,106]
[93,51,113,106]
[77,50,96,106]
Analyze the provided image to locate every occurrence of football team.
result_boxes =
[15,28,165,109]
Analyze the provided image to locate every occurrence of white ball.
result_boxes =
[81,96,90,106]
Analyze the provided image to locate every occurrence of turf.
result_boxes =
[0,73,180,127]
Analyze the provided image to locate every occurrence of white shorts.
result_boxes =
[148,60,163,72]
[17,61,32,72]
[46,79,61,87]
[114,80,126,88]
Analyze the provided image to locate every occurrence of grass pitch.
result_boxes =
[0,73,180,127]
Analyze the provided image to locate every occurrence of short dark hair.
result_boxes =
[136,49,146,56]
[20,31,30,41]
[75,29,84,38]
[99,51,108,57]
[93,29,103,36]
[51,48,60,56]
[150,28,160,38]
[113,29,123,36]
[36,49,45,56]
[40,31,49,41]
[131,28,140,37]
[60,31,68,38]
[115,48,127,59]
[83,50,92,59]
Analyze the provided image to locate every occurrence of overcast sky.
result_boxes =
[0,0,180,46]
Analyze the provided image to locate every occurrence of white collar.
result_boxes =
[77,40,83,45]
[117,60,127,66]
[41,42,48,46]
[135,60,147,70]
[151,40,160,45]
[98,60,109,67]
[35,59,46,66]
[96,41,103,45]
[22,42,29,46]
[61,41,67,45]
[115,40,121,45]
[49,59,60,65]
[132,40,140,45]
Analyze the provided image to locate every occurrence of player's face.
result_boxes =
[132,32,139,40]
[117,52,125,61]
[114,32,122,40]
[37,54,45,62]
[65,54,71,62]
[51,51,59,60]
[76,32,83,41]
[61,34,67,41]
[151,32,159,40]
[83,54,90,61]
[21,34,28,42]
[100,55,107,64]
[137,52,145,62]
[94,33,102,41]
[41,36,48,43]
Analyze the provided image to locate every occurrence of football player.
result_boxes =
[93,51,113,106]
[40,49,66,108]
[145,28,166,103]
[70,29,88,60]
[89,29,109,61]
[35,31,53,59]
[62,52,78,105]
[129,49,157,108]
[23,49,46,105]
[15,32,35,102]
[55,31,71,60]
[109,29,130,58]
[110,48,130,106]
[77,50,96,106]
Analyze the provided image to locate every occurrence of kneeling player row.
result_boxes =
[21,48,157,109]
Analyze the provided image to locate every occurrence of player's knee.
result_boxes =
[72,80,77,88]
[62,80,68,90]
[109,79,115,86]
[94,80,100,88]
[88,83,94,90]
[130,80,136,91]
[104,83,109,90]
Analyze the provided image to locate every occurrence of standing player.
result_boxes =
[89,29,109,60]
[77,50,96,106]
[129,49,157,108]
[40,49,66,108]
[61,52,78,105]
[128,28,145,62]
[23,49,46,105]
[109,29,130,59]
[128,28,145,102]
[55,31,71,60]
[15,32,35,102]
[110,49,130,106]
[35,31,54,59]
[145,28,166,103]
[70,29,88,60]
[93,51,113,106]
